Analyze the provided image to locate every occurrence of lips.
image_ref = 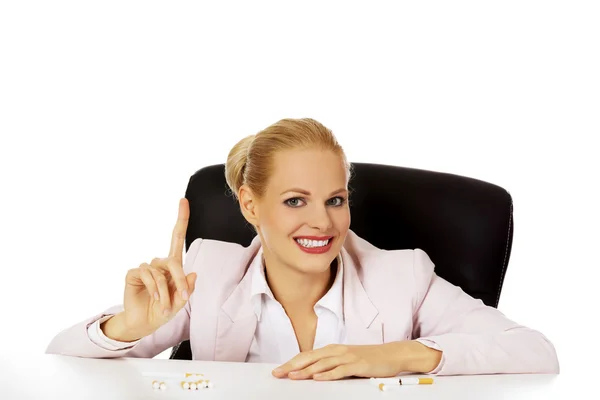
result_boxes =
[293,236,334,254]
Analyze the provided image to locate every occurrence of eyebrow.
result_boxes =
[280,188,348,196]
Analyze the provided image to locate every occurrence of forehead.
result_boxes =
[268,149,347,194]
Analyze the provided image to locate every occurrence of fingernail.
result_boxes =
[182,290,189,300]
[273,368,283,374]
[163,309,170,316]
[154,292,159,301]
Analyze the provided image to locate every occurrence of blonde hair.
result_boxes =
[225,118,351,201]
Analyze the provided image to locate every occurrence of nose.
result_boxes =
[308,204,333,232]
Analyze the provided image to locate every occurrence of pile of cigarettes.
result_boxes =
[180,373,214,390]
[148,372,213,391]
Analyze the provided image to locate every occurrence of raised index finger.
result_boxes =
[169,198,189,261]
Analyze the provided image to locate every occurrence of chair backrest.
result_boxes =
[170,162,514,359]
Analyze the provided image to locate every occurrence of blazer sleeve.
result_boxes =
[45,238,204,359]
[411,248,560,376]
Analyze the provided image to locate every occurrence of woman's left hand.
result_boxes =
[271,341,442,381]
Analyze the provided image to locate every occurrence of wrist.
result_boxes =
[100,313,146,343]
[386,340,443,374]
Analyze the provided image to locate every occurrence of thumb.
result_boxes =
[186,272,197,295]
[172,272,197,311]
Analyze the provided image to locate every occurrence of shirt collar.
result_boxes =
[315,255,344,321]
[249,248,344,322]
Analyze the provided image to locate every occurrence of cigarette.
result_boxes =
[371,377,434,384]
[377,378,434,391]
[142,372,203,378]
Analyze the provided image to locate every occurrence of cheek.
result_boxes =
[261,206,303,236]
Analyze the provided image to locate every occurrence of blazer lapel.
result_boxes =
[341,247,383,345]
[214,240,260,362]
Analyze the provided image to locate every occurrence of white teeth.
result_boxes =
[296,238,330,248]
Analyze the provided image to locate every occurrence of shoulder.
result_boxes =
[343,230,436,293]
[343,231,440,317]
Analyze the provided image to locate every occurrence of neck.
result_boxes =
[263,255,338,312]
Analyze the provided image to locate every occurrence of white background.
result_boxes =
[1,0,598,378]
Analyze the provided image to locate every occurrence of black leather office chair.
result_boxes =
[170,162,514,360]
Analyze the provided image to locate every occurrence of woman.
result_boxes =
[46,118,559,380]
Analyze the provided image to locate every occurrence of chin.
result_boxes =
[292,262,332,275]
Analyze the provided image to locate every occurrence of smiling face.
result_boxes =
[243,148,351,275]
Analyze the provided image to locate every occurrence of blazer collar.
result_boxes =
[214,236,261,362]
[340,246,382,345]
[220,235,261,322]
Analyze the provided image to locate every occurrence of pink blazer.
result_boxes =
[46,230,559,376]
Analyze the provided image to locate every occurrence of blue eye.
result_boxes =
[327,196,347,207]
[284,196,347,208]
[284,198,305,207]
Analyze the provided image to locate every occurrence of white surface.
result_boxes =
[0,354,569,399]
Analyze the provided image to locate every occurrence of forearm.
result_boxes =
[417,329,559,375]
[45,305,144,358]
[385,340,443,374]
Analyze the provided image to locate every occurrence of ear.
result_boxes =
[238,184,260,227]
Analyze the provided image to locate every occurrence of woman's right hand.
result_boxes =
[102,198,197,342]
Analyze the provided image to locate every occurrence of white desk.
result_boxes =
[1,355,569,399]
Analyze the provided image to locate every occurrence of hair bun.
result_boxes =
[225,134,255,199]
